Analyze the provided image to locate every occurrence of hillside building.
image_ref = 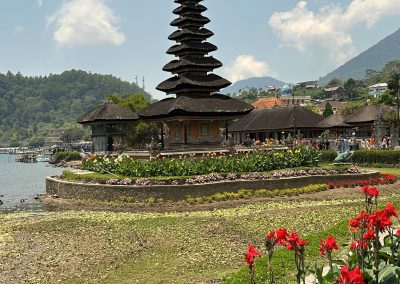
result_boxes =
[368,83,388,98]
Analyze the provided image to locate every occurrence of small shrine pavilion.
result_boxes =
[139,0,253,149]
[78,102,139,153]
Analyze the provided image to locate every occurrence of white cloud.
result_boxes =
[224,55,276,83]
[48,0,126,46]
[269,0,400,68]
[37,0,43,7]
[13,26,25,35]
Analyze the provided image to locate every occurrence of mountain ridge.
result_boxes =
[319,28,400,85]
[222,76,286,94]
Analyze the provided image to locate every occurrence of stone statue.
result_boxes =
[225,135,236,154]
[285,133,294,146]
[243,134,253,147]
[334,150,353,163]
[148,137,160,157]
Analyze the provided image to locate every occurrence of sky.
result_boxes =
[1,0,400,100]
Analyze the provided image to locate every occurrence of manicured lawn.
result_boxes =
[367,167,400,177]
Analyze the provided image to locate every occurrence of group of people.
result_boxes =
[336,135,393,153]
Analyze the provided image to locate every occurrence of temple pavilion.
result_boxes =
[138,0,253,149]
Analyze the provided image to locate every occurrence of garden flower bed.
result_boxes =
[80,147,320,177]
[61,166,362,186]
[328,174,397,189]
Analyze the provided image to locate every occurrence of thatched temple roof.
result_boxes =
[344,104,386,124]
[229,106,324,132]
[77,102,139,125]
[138,94,253,120]
[318,114,351,128]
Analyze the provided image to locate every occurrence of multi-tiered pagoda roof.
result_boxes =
[139,0,252,120]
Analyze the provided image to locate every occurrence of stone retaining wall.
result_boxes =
[46,172,379,202]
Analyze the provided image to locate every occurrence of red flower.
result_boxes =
[396,228,400,237]
[361,186,379,198]
[363,229,376,241]
[340,266,365,284]
[349,210,368,231]
[328,182,335,189]
[320,236,339,256]
[350,239,367,251]
[384,203,398,218]
[266,230,275,240]
[286,230,308,251]
[245,245,262,267]
[276,228,288,245]
[367,210,392,231]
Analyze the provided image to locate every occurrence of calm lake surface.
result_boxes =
[0,154,65,213]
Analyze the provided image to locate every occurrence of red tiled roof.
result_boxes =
[252,98,286,109]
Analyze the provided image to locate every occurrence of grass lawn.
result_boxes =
[1,183,399,284]
[367,167,400,177]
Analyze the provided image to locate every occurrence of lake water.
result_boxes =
[0,154,65,214]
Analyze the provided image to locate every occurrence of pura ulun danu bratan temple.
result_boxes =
[138,0,253,149]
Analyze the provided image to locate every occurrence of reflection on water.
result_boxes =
[0,154,65,213]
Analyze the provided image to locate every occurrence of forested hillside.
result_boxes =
[319,28,400,86]
[0,70,150,146]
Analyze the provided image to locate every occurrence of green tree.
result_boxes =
[323,102,334,117]
[325,78,342,88]
[344,78,357,100]
[61,128,86,143]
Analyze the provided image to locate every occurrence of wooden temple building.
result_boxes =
[317,113,351,138]
[138,0,253,149]
[77,102,139,153]
[229,106,324,142]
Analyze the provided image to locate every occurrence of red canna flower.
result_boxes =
[350,239,367,251]
[363,229,376,241]
[320,236,339,256]
[340,266,365,284]
[367,210,392,231]
[384,203,398,218]
[276,228,288,245]
[349,210,368,231]
[286,230,308,251]
[245,245,262,267]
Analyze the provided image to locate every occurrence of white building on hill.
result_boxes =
[368,83,388,98]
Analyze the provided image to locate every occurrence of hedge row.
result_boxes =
[350,150,400,165]
[319,150,337,163]
[49,151,81,164]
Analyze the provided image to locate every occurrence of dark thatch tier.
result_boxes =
[167,42,217,56]
[229,106,324,132]
[168,27,213,42]
[156,73,231,95]
[318,114,351,128]
[138,94,253,120]
[171,14,210,28]
[344,104,386,124]
[173,4,207,15]
[175,0,203,4]
[77,102,139,125]
[163,56,222,73]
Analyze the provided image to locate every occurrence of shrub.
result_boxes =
[50,151,81,164]
[350,150,400,165]
[319,150,337,164]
